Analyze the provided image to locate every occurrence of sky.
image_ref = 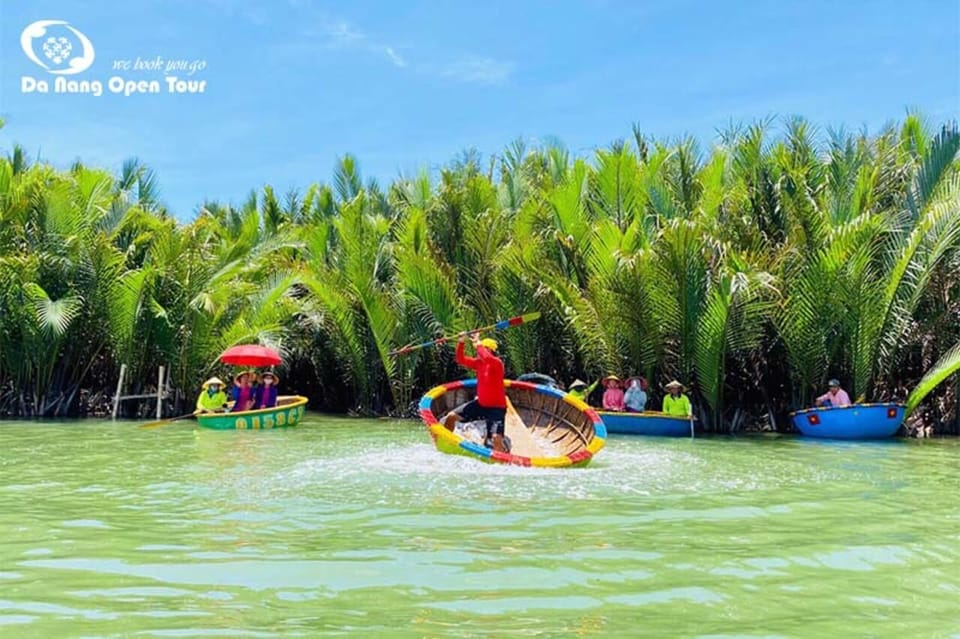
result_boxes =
[1,0,958,218]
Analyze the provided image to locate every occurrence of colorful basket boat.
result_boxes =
[789,403,905,439]
[419,379,606,467]
[196,395,308,430]
[597,411,692,437]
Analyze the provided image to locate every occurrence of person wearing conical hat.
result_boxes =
[623,376,648,412]
[602,375,625,412]
[444,333,509,453]
[195,377,228,413]
[253,371,279,409]
[567,378,599,404]
[230,371,255,413]
[662,380,692,417]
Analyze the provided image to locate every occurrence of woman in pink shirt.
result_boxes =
[602,375,625,411]
[815,379,852,407]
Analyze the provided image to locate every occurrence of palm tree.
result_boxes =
[0,114,958,431]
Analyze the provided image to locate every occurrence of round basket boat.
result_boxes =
[196,395,308,430]
[419,379,606,467]
[789,402,905,439]
[598,411,692,437]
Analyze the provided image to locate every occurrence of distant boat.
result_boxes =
[517,372,562,390]
[789,403,905,439]
[206,344,307,430]
[597,411,692,437]
[419,379,606,467]
[196,396,308,430]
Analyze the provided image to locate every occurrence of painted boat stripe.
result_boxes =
[530,456,571,467]
[460,441,492,457]
[586,437,606,454]
[425,386,447,399]
[429,422,461,445]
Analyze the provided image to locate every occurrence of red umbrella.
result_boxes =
[219,344,282,367]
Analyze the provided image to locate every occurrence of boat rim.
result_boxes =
[596,410,690,422]
[200,394,309,419]
[789,402,904,417]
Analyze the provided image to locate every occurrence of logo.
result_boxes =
[20,19,207,99]
[21,19,95,75]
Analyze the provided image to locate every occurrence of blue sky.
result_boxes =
[2,0,958,218]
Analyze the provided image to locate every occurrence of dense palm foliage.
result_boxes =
[1,116,958,433]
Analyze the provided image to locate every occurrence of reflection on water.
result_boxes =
[0,418,958,637]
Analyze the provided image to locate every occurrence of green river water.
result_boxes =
[0,416,958,638]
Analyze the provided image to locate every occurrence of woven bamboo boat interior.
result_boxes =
[429,384,597,457]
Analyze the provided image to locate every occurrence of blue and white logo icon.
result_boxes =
[21,20,95,75]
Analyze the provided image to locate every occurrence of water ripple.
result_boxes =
[0,418,957,637]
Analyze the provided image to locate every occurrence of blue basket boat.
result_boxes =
[789,403,905,439]
[597,411,692,437]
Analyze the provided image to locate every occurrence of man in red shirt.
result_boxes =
[443,333,509,452]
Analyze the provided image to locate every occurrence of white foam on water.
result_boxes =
[282,441,708,504]
[237,430,846,507]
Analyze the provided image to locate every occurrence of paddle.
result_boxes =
[140,411,198,429]
[388,312,541,356]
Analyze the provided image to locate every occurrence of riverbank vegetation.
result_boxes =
[1,115,958,433]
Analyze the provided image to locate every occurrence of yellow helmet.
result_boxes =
[479,338,499,351]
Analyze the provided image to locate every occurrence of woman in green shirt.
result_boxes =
[661,380,692,417]
[567,379,598,404]
[196,377,228,413]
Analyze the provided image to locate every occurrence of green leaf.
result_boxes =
[906,341,960,416]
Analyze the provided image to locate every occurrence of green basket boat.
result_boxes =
[196,395,308,430]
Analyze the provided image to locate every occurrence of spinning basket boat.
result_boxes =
[419,379,606,467]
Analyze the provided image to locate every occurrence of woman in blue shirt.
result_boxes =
[624,377,648,412]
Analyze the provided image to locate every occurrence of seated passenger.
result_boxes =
[815,378,851,408]
[623,376,648,412]
[601,375,625,411]
[662,380,692,417]
[254,372,279,409]
[230,371,255,412]
[195,377,228,414]
[567,379,598,404]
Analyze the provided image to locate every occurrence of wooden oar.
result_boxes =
[140,411,198,429]
[389,312,541,356]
